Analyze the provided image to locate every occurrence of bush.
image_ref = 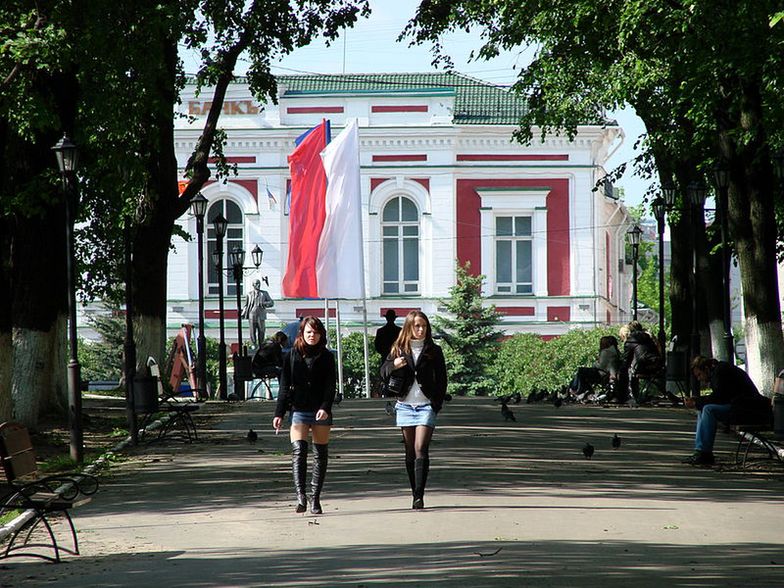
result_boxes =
[338,332,381,398]
[489,326,621,397]
[78,309,125,382]
[326,329,380,398]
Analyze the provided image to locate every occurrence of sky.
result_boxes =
[196,0,649,209]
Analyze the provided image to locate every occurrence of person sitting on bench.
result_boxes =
[569,335,622,400]
[683,355,772,466]
[252,331,288,380]
[620,321,662,403]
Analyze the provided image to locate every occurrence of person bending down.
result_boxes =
[684,356,771,466]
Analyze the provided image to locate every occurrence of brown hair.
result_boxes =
[599,335,618,350]
[390,310,433,357]
[293,316,327,356]
[690,355,716,372]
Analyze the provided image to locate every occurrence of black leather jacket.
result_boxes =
[275,348,336,418]
[380,341,448,412]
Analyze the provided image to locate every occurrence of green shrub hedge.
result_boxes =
[489,326,621,397]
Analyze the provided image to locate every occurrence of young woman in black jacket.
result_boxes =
[273,317,335,514]
[380,311,447,509]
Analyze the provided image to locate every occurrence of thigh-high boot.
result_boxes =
[311,443,329,514]
[291,440,308,513]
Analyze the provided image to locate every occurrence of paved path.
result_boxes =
[2,397,783,587]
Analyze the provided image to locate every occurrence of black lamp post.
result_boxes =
[190,192,208,399]
[711,164,734,364]
[228,245,263,400]
[652,198,667,355]
[230,246,247,355]
[212,213,228,400]
[687,180,707,397]
[626,224,643,322]
[52,134,83,464]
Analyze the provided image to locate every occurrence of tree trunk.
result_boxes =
[666,197,694,347]
[11,328,60,430]
[719,83,784,394]
[0,215,12,421]
[0,331,11,422]
[131,37,181,372]
[131,33,249,372]
[9,191,70,429]
[706,230,730,361]
[134,315,167,376]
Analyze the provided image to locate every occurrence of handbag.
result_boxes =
[382,372,406,397]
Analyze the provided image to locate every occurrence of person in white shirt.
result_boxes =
[380,311,447,510]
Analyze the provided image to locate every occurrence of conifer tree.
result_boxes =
[434,262,503,396]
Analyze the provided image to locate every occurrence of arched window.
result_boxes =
[207,199,243,297]
[382,196,419,294]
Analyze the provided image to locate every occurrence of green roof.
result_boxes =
[276,72,528,125]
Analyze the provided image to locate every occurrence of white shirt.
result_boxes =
[401,340,429,406]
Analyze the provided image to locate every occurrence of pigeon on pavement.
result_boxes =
[246,428,258,444]
[501,402,516,422]
[582,442,595,459]
[612,433,621,449]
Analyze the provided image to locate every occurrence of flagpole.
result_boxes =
[335,301,345,400]
[361,297,370,399]
[324,298,330,343]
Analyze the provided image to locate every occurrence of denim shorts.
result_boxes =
[291,410,333,426]
[395,402,436,428]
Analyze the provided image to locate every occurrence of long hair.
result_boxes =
[599,335,618,350]
[390,310,433,357]
[293,316,327,356]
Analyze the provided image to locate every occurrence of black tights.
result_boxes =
[402,425,433,460]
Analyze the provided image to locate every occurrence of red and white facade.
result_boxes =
[166,75,633,341]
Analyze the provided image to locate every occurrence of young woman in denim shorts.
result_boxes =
[273,316,336,514]
[380,311,447,509]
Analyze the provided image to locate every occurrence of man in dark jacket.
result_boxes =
[621,321,663,403]
[374,309,401,359]
[684,356,772,465]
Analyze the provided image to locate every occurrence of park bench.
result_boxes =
[728,373,784,467]
[135,358,200,443]
[729,419,782,467]
[0,421,99,562]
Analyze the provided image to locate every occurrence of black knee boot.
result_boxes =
[405,458,416,496]
[291,440,308,513]
[413,457,429,509]
[311,443,329,515]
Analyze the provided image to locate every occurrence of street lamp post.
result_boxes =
[626,224,643,322]
[190,193,208,399]
[687,180,707,397]
[228,245,263,400]
[652,198,667,355]
[52,134,83,464]
[212,214,228,400]
[711,165,734,364]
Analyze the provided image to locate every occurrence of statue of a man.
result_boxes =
[241,279,274,349]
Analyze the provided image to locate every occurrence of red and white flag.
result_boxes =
[282,120,330,298]
[282,119,364,299]
[317,119,364,299]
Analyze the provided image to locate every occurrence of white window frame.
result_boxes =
[477,188,549,297]
[494,215,534,295]
[206,198,244,298]
[381,195,420,295]
[368,177,432,298]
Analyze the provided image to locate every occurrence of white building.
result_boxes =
[167,73,633,345]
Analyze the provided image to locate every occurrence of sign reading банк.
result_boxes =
[188,100,259,115]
